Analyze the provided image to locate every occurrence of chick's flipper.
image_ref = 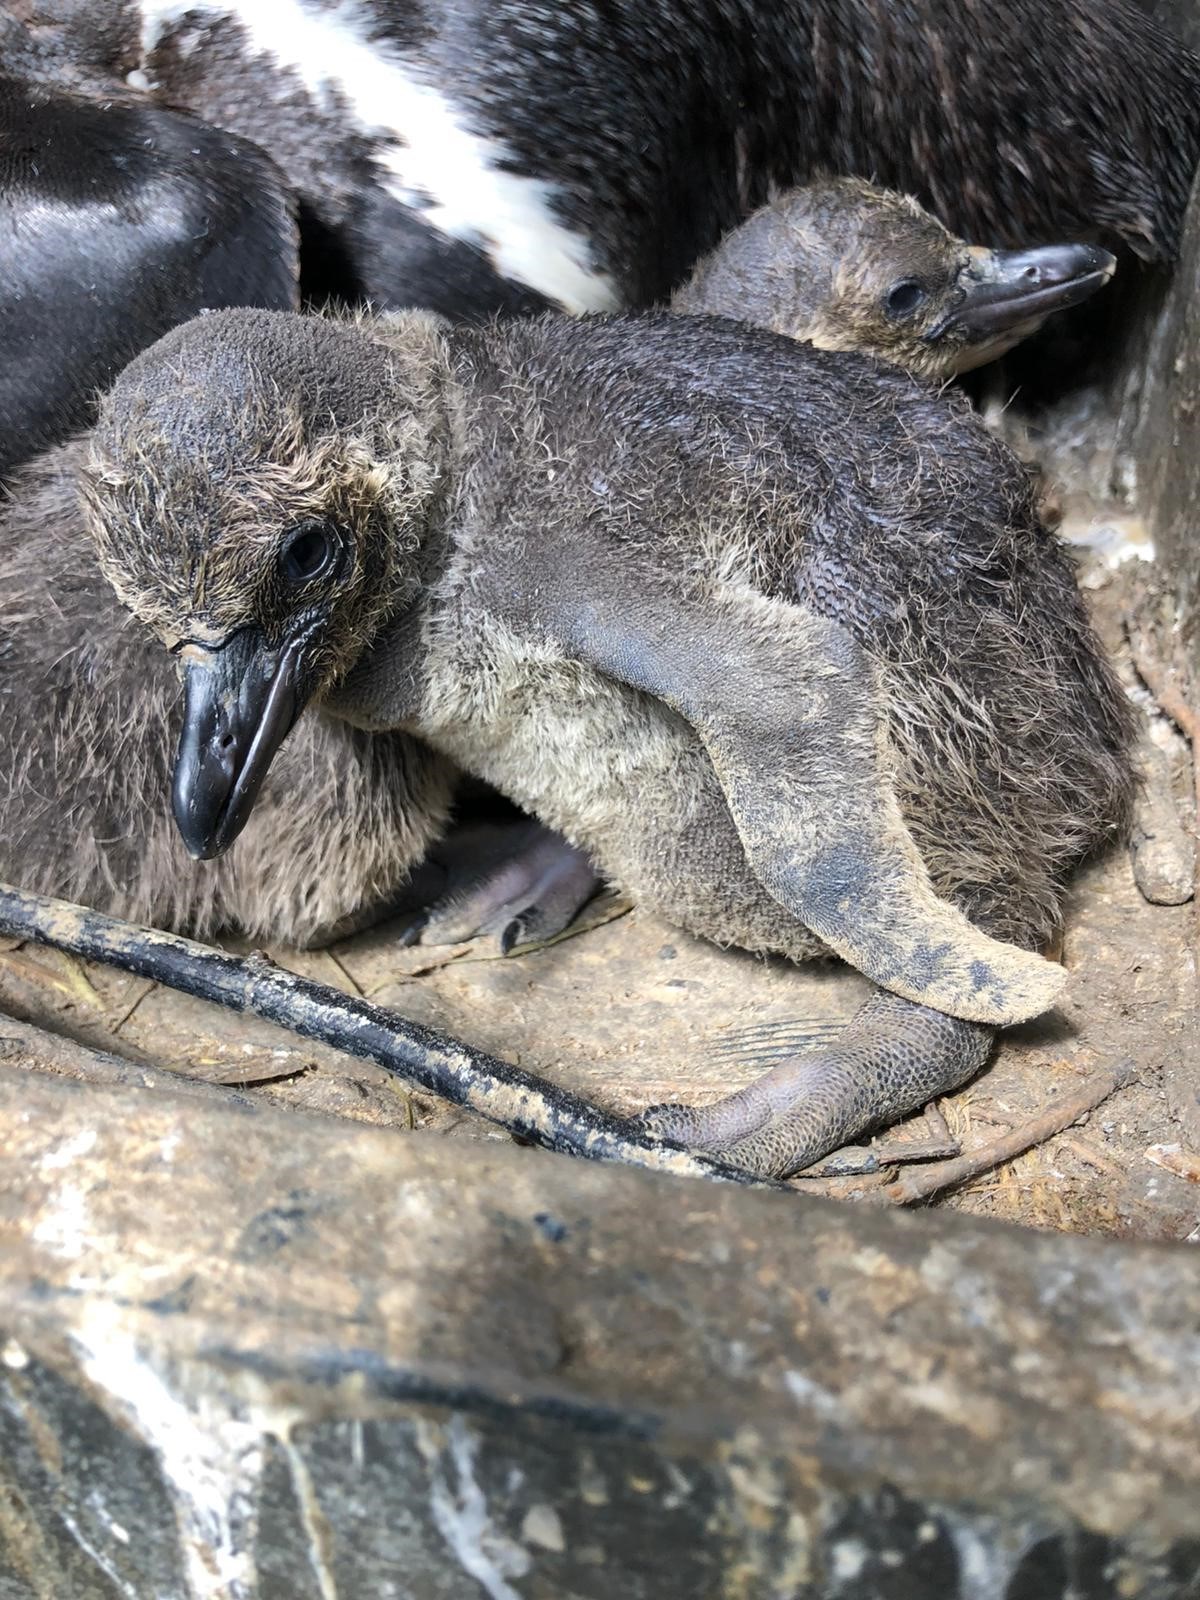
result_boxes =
[638,991,992,1179]
[511,563,1063,1027]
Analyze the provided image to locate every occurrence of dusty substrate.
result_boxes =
[1,524,1195,1242]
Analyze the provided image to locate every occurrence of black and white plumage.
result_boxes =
[5,0,1198,338]
[0,70,298,477]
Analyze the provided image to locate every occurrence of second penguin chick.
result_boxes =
[673,176,1116,381]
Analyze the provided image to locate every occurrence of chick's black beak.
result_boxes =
[946,243,1116,341]
[173,626,311,860]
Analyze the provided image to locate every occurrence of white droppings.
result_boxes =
[784,1368,844,1421]
[40,1127,98,1170]
[2,1338,29,1370]
[31,1184,95,1265]
[86,1488,133,1549]
[661,1460,694,1513]
[417,1416,532,1600]
[830,1537,868,1582]
[136,0,620,312]
[520,1503,564,1553]
[946,1521,1019,1600]
[74,1302,265,1600]
[57,1503,143,1600]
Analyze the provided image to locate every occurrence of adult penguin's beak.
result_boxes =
[172,625,313,860]
[933,243,1116,357]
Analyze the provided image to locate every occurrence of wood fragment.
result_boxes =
[0,883,771,1189]
[883,1064,1135,1205]
[923,1100,954,1144]
[798,1134,960,1179]
[1145,1143,1200,1183]
[1054,1134,1127,1181]
[0,1011,261,1109]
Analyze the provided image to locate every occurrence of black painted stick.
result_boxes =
[0,883,765,1187]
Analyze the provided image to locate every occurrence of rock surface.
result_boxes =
[2,1065,1200,1598]
[1115,0,1200,664]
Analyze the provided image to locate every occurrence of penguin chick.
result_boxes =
[0,442,454,948]
[673,176,1117,381]
[81,308,1135,1175]
[0,173,1113,961]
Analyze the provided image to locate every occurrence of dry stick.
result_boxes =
[0,882,769,1189]
[0,1012,261,1110]
[923,1099,954,1145]
[799,1134,959,1179]
[883,1062,1135,1206]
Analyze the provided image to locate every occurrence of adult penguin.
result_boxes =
[3,0,1197,327]
[0,70,299,478]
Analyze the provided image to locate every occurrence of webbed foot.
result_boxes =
[402,818,601,954]
[635,991,994,1178]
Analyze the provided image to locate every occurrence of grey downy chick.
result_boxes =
[0,178,1105,954]
[81,308,1135,1176]
[0,441,454,948]
[673,176,1117,381]
[0,449,590,953]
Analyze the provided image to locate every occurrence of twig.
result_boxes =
[320,947,364,997]
[883,1063,1135,1205]
[798,1134,960,1179]
[923,1100,954,1144]
[1055,1134,1127,1181]
[1131,645,1199,748]
[0,1012,260,1109]
[1145,1143,1200,1183]
[0,883,771,1189]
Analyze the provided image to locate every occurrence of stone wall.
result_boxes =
[1114,1,1200,661]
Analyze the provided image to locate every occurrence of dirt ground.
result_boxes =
[2,535,1196,1242]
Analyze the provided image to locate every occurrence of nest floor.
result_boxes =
[3,535,1196,1240]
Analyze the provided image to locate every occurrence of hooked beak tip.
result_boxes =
[172,626,307,860]
[938,241,1118,351]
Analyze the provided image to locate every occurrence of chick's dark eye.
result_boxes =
[279,520,337,586]
[885,279,927,318]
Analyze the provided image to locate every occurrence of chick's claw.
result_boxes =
[634,1091,772,1154]
[408,819,601,955]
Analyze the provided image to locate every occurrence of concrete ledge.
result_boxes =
[1,1065,1199,1597]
